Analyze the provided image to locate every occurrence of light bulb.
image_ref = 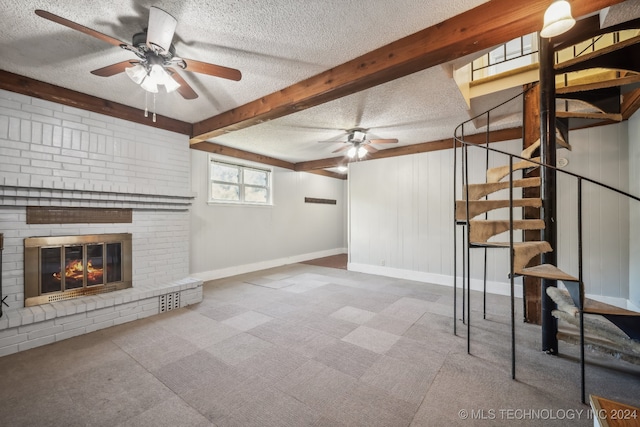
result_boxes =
[358,146,367,158]
[540,0,575,38]
[337,166,348,173]
[163,75,181,93]
[125,64,147,85]
[140,77,158,93]
[347,146,357,158]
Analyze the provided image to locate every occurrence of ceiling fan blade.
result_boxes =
[332,145,351,153]
[35,10,128,48]
[146,6,177,54]
[180,58,242,81]
[368,138,398,144]
[363,144,378,153]
[90,60,139,77]
[167,68,198,100]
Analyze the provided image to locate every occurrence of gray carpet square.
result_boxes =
[204,332,273,365]
[118,395,214,427]
[360,355,434,405]
[224,385,322,427]
[380,297,432,323]
[222,310,274,331]
[234,346,310,381]
[313,340,381,379]
[330,306,377,324]
[364,313,414,335]
[342,325,401,354]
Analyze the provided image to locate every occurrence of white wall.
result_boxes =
[349,123,633,304]
[556,123,630,302]
[189,149,347,279]
[629,111,640,308]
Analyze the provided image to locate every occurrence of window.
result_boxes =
[209,157,272,205]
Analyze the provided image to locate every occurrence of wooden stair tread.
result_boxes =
[557,111,622,121]
[469,219,545,243]
[487,157,540,183]
[555,34,640,73]
[556,73,640,94]
[584,298,640,317]
[463,177,541,201]
[517,264,578,282]
[455,198,542,221]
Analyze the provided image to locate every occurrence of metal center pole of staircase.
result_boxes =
[539,36,559,354]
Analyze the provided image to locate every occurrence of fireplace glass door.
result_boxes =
[25,234,132,306]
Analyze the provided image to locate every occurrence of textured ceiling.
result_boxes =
[1,0,563,165]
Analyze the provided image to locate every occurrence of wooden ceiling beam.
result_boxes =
[295,127,523,171]
[0,70,192,136]
[190,141,295,170]
[191,0,624,142]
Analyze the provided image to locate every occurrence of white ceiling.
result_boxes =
[1,0,525,165]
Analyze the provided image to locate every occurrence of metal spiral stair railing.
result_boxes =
[452,88,640,404]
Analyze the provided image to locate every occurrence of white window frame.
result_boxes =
[208,155,273,206]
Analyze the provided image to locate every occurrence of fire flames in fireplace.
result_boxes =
[52,259,103,283]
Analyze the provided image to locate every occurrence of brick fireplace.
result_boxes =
[0,89,202,356]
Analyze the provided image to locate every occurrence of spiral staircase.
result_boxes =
[453,19,640,404]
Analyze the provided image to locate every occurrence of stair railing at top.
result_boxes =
[451,86,640,393]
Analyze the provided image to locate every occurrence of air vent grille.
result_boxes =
[159,292,180,313]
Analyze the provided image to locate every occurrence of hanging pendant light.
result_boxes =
[540,0,576,38]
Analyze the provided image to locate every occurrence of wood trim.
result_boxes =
[0,70,192,136]
[304,197,337,205]
[191,0,624,142]
[190,141,295,170]
[26,207,132,224]
[295,127,523,171]
[622,88,640,120]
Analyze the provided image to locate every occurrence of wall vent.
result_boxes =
[159,292,180,313]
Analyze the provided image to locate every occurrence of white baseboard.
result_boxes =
[190,247,347,282]
[347,263,523,298]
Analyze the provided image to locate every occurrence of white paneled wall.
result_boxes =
[189,150,347,280]
[629,111,640,308]
[349,125,634,304]
[557,124,630,301]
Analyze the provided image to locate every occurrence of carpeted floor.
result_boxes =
[1,263,639,426]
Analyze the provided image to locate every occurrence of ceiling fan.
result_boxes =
[320,128,398,159]
[34,7,242,108]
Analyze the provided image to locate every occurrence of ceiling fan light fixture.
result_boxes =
[163,75,181,93]
[140,77,159,93]
[357,146,367,159]
[146,6,177,54]
[125,63,147,85]
[347,146,357,158]
[540,0,575,38]
[337,166,348,173]
[352,130,366,143]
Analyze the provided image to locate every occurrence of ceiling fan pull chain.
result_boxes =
[153,93,157,123]
[144,91,149,118]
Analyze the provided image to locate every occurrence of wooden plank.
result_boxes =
[590,395,640,427]
[523,83,543,325]
[295,127,523,171]
[190,141,295,170]
[557,111,622,121]
[555,34,640,73]
[556,73,640,94]
[191,0,624,142]
[0,70,192,136]
[306,169,347,180]
[622,87,640,120]
[304,197,337,205]
[26,207,132,224]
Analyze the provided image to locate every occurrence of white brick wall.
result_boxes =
[0,89,202,355]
